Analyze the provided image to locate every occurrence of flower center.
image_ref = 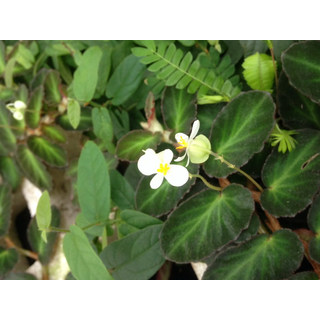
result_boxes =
[176,136,188,150]
[157,163,170,176]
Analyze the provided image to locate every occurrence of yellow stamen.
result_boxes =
[176,136,188,150]
[157,163,170,176]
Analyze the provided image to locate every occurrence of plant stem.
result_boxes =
[209,151,264,192]
[0,124,24,131]
[4,236,38,260]
[189,173,222,191]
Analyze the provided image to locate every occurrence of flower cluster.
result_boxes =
[137,120,211,189]
[6,100,27,120]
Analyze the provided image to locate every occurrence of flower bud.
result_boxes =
[197,95,227,105]
[188,134,211,164]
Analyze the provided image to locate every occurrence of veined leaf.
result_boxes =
[44,70,61,105]
[0,103,16,156]
[242,53,275,93]
[0,157,21,191]
[42,125,67,144]
[0,247,18,276]
[25,85,44,129]
[0,184,12,237]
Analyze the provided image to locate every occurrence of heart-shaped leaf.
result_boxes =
[0,156,22,191]
[100,224,164,280]
[282,41,320,104]
[160,184,254,263]
[15,144,52,190]
[25,85,44,129]
[0,247,18,276]
[234,212,260,244]
[203,229,304,280]
[204,91,275,178]
[116,130,162,162]
[261,129,320,217]
[161,87,196,136]
[278,71,320,130]
[0,184,12,237]
[27,136,67,168]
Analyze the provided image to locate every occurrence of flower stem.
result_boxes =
[209,151,264,192]
[189,173,222,191]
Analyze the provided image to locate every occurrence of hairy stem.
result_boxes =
[189,173,222,191]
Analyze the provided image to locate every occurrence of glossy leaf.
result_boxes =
[25,85,44,129]
[100,224,164,280]
[204,91,275,178]
[106,54,146,105]
[162,87,196,135]
[261,129,320,217]
[0,157,22,190]
[27,136,67,168]
[67,99,81,129]
[0,247,18,276]
[63,225,113,280]
[42,125,67,144]
[282,41,320,104]
[0,103,16,156]
[116,130,162,162]
[278,72,320,131]
[73,46,102,102]
[203,230,304,280]
[44,70,61,105]
[15,145,52,190]
[0,184,12,237]
[160,184,254,263]
[56,107,92,131]
[77,141,110,223]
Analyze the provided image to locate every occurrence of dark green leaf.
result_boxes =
[63,225,113,280]
[42,125,67,144]
[0,184,12,237]
[0,157,22,190]
[239,40,268,58]
[234,212,260,244]
[27,136,67,168]
[261,129,320,217]
[204,91,275,178]
[77,141,110,223]
[106,54,146,105]
[287,271,319,280]
[203,230,304,280]
[25,85,44,129]
[73,46,102,102]
[0,247,18,276]
[0,103,16,156]
[282,41,320,104]
[160,184,254,263]
[116,130,162,162]
[100,224,164,280]
[44,70,61,105]
[15,145,52,190]
[308,193,320,263]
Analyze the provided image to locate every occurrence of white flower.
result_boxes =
[6,100,27,121]
[137,148,189,189]
[174,120,211,166]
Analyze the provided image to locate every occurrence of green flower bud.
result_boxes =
[189,134,211,164]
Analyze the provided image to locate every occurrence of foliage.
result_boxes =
[1,40,320,280]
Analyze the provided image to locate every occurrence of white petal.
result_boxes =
[150,173,164,189]
[137,149,160,176]
[165,165,189,187]
[174,152,187,162]
[14,101,27,109]
[190,120,200,139]
[162,149,173,164]
[175,133,189,143]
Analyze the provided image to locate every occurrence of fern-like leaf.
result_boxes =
[132,41,241,101]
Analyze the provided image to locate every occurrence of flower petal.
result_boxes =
[190,120,200,140]
[163,149,173,164]
[165,164,189,187]
[137,149,160,176]
[150,173,164,189]
[174,152,187,162]
[175,133,189,144]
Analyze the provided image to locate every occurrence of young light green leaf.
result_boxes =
[67,99,81,129]
[63,225,113,280]
[35,191,52,237]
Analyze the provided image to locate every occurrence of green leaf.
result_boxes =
[28,206,60,265]
[42,125,67,144]
[0,247,18,276]
[25,85,44,129]
[15,145,52,190]
[160,184,254,263]
[27,136,67,168]
[162,87,196,135]
[92,107,113,149]
[116,130,162,162]
[0,103,16,156]
[308,193,320,263]
[117,209,163,239]
[203,230,304,280]
[67,99,81,129]
[100,224,164,280]
[278,71,320,131]
[0,156,22,190]
[287,272,319,280]
[282,41,320,104]
[35,190,51,233]
[204,91,275,178]
[95,45,112,97]
[4,58,15,88]
[0,41,5,75]
[234,212,260,244]
[56,107,92,131]
[77,141,110,223]
[44,70,61,105]
[106,54,146,106]
[109,169,134,210]
[15,44,35,69]
[3,272,37,280]
[0,184,12,237]
[242,53,275,93]
[239,40,268,58]
[73,46,102,102]
[63,225,113,280]
[261,129,320,217]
